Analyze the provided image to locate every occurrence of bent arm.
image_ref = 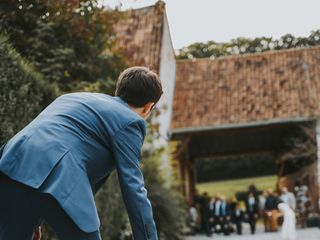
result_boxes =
[112,120,158,240]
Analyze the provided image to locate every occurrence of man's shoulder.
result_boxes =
[56,92,145,132]
[58,93,135,117]
[58,92,112,99]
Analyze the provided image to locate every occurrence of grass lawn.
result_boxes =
[196,175,277,198]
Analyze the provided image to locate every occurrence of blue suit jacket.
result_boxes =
[0,93,158,239]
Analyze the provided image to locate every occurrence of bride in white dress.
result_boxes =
[278,202,297,240]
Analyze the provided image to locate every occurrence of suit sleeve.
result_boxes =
[112,120,158,240]
[93,174,110,195]
[0,143,6,159]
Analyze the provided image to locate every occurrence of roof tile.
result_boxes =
[114,1,165,72]
[172,47,320,130]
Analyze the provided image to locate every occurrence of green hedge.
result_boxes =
[0,33,57,144]
[196,153,276,182]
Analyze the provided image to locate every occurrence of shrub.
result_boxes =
[142,150,186,240]
[0,33,57,144]
[95,172,128,240]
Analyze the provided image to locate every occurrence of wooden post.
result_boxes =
[174,137,192,201]
[188,158,196,205]
[179,157,186,196]
[184,161,191,202]
[176,156,196,204]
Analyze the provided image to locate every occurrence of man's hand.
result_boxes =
[33,227,41,240]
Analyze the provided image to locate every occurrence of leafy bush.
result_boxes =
[142,149,186,240]
[0,33,57,144]
[196,153,276,182]
[95,173,128,240]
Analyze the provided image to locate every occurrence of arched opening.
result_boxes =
[172,120,319,211]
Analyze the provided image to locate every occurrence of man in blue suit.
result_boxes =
[0,66,162,240]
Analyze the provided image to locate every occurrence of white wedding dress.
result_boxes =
[278,202,297,240]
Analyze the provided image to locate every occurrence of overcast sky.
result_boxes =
[103,0,320,49]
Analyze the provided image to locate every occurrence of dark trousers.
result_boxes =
[248,213,257,234]
[0,174,101,240]
[200,214,211,236]
[234,220,242,235]
[214,216,230,235]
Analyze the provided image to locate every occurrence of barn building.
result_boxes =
[171,47,320,209]
[114,1,320,210]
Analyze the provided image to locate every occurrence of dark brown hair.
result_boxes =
[115,66,163,107]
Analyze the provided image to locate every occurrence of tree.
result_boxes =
[276,122,317,177]
[276,122,319,211]
[0,0,126,93]
[177,30,320,59]
[142,147,186,240]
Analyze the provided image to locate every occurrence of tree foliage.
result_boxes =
[142,148,186,240]
[141,111,186,240]
[0,33,57,144]
[276,122,317,176]
[95,173,129,240]
[177,31,320,59]
[0,0,126,93]
[196,153,276,182]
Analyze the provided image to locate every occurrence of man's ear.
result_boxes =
[141,102,155,116]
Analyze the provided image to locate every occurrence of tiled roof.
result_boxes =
[114,1,165,72]
[172,47,320,131]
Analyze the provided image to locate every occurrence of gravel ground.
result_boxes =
[185,225,320,240]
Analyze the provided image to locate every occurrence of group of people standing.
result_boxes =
[262,184,312,233]
[188,190,260,237]
[187,183,312,239]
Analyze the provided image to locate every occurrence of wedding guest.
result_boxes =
[264,189,279,232]
[232,202,244,235]
[294,181,311,228]
[209,196,216,232]
[214,195,231,235]
[280,187,296,210]
[245,192,259,234]
[200,192,212,236]
[278,201,297,240]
